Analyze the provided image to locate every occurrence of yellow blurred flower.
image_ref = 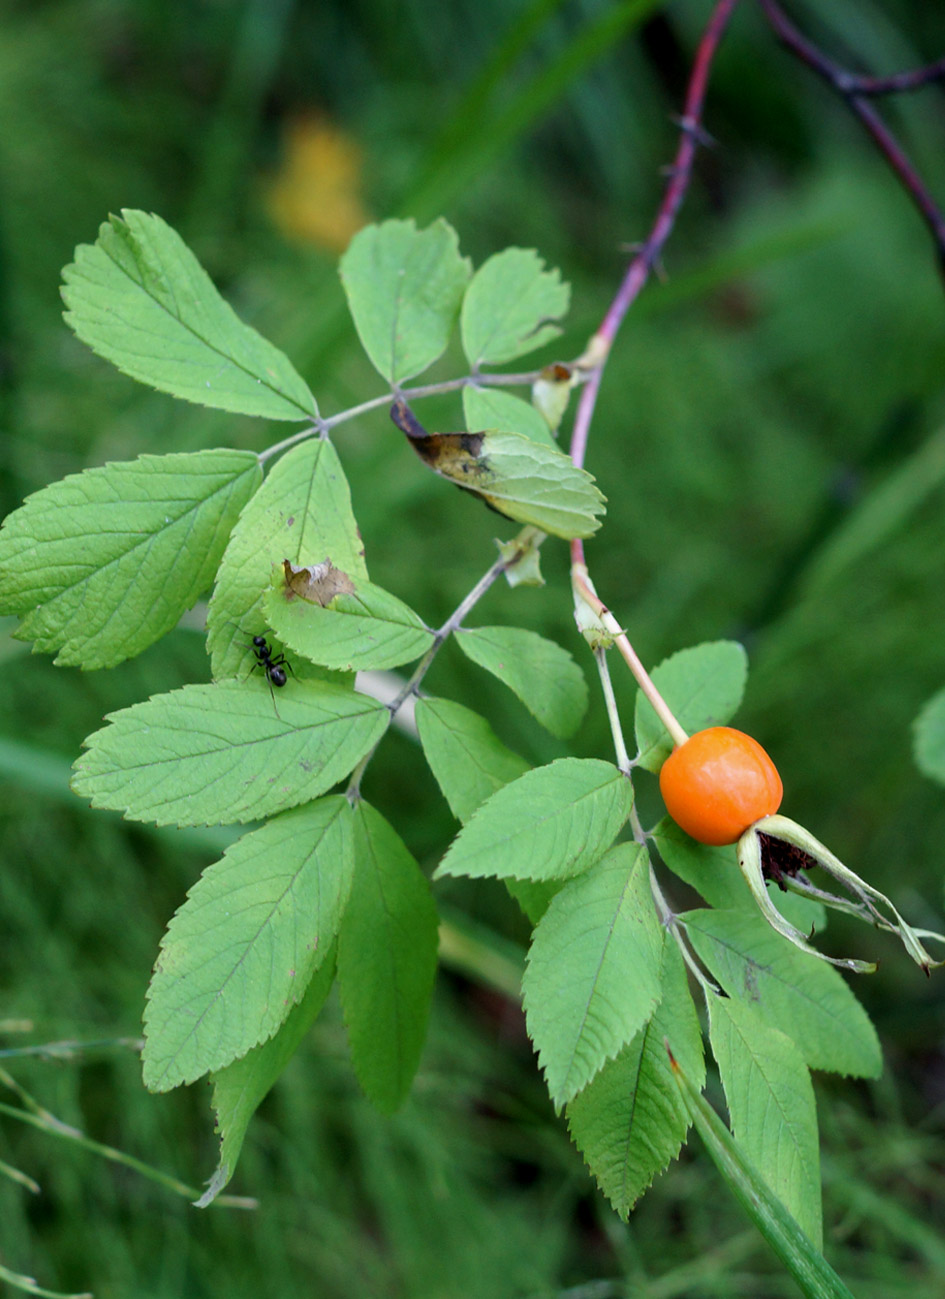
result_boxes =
[265,114,369,251]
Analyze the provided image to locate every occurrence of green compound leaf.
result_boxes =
[0,450,260,669]
[635,640,748,773]
[415,696,530,824]
[200,949,337,1207]
[681,908,881,1078]
[914,686,945,786]
[409,426,604,539]
[338,801,439,1114]
[567,940,705,1218]
[339,218,470,384]
[707,991,822,1250]
[264,569,433,673]
[463,386,556,447]
[72,679,389,827]
[435,758,632,883]
[208,437,366,683]
[414,696,555,924]
[523,842,663,1107]
[455,625,587,739]
[461,248,569,366]
[142,798,354,1093]
[672,1055,856,1299]
[62,210,317,421]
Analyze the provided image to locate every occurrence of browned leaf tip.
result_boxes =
[390,399,486,473]
[390,397,505,514]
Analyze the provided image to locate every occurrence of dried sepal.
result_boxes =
[740,814,945,974]
[737,824,876,973]
[571,566,620,652]
[497,528,545,589]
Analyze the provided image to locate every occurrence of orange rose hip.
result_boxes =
[658,726,783,846]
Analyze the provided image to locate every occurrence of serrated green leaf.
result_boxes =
[455,625,587,739]
[435,758,632,883]
[567,940,705,1218]
[682,908,881,1078]
[463,386,557,447]
[142,798,354,1092]
[413,695,556,923]
[199,949,337,1207]
[207,436,366,682]
[708,992,822,1249]
[338,802,439,1113]
[409,427,604,539]
[72,679,388,826]
[264,573,433,673]
[914,686,945,785]
[0,450,260,669]
[62,210,317,420]
[415,696,530,824]
[635,641,748,773]
[523,842,663,1107]
[461,248,569,366]
[672,1053,856,1299]
[339,218,470,383]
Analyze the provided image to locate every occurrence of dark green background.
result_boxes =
[2,1,945,1295]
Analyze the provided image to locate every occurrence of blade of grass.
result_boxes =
[0,1158,40,1195]
[669,1046,857,1299]
[405,0,665,221]
[410,0,567,194]
[184,0,297,238]
[0,1259,91,1299]
[825,1157,945,1274]
[0,1098,256,1210]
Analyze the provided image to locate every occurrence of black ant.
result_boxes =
[226,624,294,714]
[249,633,291,690]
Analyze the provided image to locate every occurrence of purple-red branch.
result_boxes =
[568,0,740,495]
[758,2,945,98]
[824,57,945,99]
[568,0,945,522]
[759,0,945,268]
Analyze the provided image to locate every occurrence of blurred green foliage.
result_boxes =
[2,0,945,1294]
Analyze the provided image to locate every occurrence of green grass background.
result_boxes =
[2,0,945,1295]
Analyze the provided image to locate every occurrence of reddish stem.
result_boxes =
[569,0,740,567]
[824,58,945,98]
[759,0,945,269]
[757,3,945,97]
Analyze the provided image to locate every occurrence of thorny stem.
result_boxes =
[565,0,945,756]
[758,0,945,270]
[565,0,739,752]
[345,528,542,801]
[814,57,945,98]
[260,366,554,465]
[568,0,740,478]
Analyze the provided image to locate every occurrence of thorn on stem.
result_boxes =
[671,113,716,147]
